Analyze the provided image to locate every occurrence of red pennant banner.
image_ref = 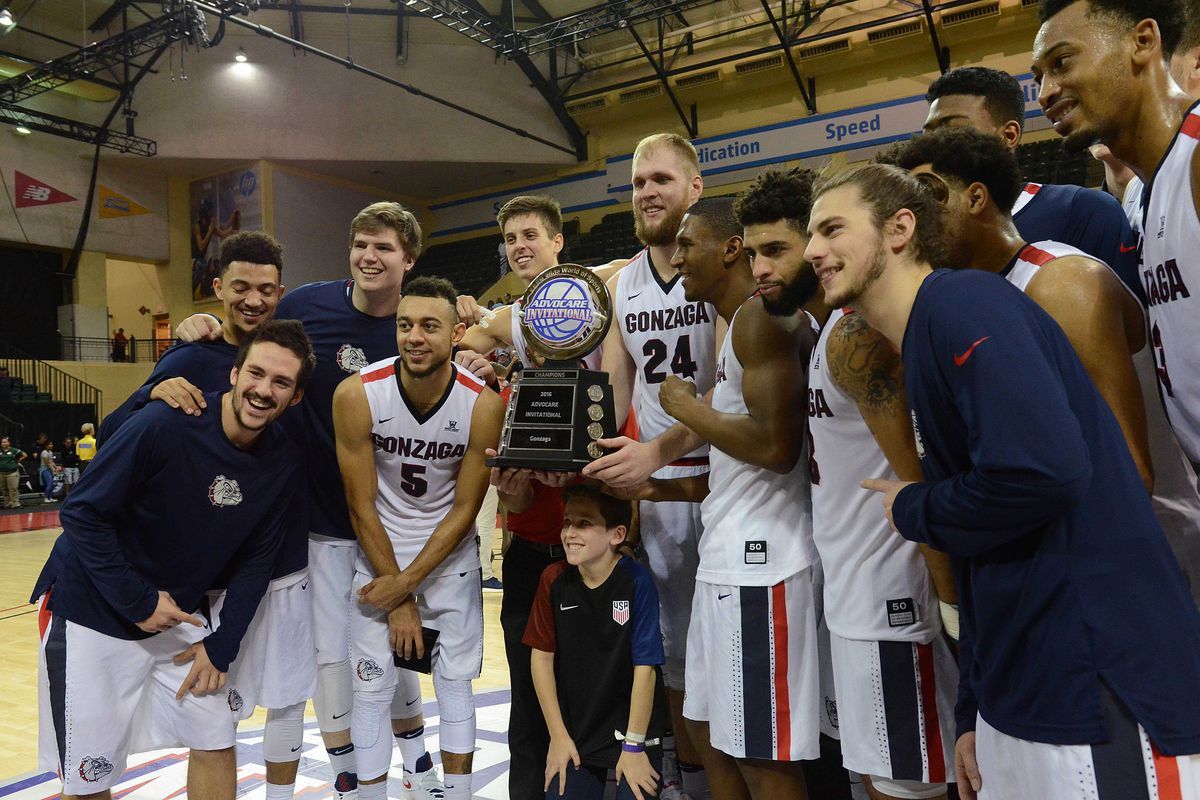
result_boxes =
[14,171,77,208]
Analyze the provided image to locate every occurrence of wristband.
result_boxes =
[615,729,646,744]
[939,600,960,641]
[621,741,646,753]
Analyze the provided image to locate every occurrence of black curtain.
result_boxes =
[0,246,63,359]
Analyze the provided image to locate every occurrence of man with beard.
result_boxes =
[808,163,1200,799]
[614,197,818,800]
[332,277,502,800]
[1032,0,1200,481]
[887,126,1200,603]
[583,133,717,800]
[35,321,312,800]
[737,168,960,800]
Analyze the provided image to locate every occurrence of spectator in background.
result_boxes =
[0,436,27,509]
[39,439,56,504]
[76,424,96,474]
[59,435,79,498]
[112,328,129,363]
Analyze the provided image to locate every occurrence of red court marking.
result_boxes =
[0,509,60,533]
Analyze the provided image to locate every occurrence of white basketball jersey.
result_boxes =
[1006,240,1200,569]
[615,248,717,467]
[808,308,938,642]
[1142,105,1200,463]
[1010,182,1042,220]
[1123,177,1144,231]
[359,357,484,577]
[697,304,815,587]
[510,296,603,371]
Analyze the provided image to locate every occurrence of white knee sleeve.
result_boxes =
[432,673,475,755]
[868,776,947,800]
[263,702,306,764]
[314,660,354,733]
[390,667,423,721]
[351,688,394,781]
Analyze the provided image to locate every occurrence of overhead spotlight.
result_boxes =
[0,8,16,29]
[14,124,31,135]
[234,47,248,63]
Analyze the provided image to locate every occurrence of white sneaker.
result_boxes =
[333,790,358,800]
[400,769,445,800]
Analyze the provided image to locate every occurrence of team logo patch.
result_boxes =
[445,420,458,432]
[825,697,839,729]
[910,410,926,459]
[208,475,243,507]
[612,600,630,626]
[356,658,384,681]
[78,755,115,783]
[228,688,244,712]
[336,343,368,372]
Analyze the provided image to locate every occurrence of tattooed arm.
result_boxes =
[827,311,958,605]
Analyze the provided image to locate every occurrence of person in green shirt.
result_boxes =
[0,436,28,508]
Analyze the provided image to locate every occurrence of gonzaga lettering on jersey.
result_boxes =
[808,308,938,641]
[615,249,716,469]
[358,358,484,577]
[1141,103,1200,462]
[698,305,815,586]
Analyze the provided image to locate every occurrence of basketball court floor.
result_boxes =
[0,510,518,799]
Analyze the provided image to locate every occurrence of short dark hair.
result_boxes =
[1182,0,1200,51]
[562,483,633,535]
[220,231,284,278]
[401,276,460,322]
[684,196,741,241]
[234,319,316,390]
[1039,0,1185,57]
[812,164,945,266]
[497,195,563,238]
[881,127,1025,212]
[926,67,1026,129]
[734,167,816,233]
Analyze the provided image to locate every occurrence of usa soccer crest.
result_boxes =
[612,600,630,626]
[208,475,243,507]
[78,755,115,782]
[336,343,368,372]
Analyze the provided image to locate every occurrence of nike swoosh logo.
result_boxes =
[953,336,991,367]
[559,604,579,611]
[332,710,350,720]
[378,417,394,424]
[1119,242,1137,253]
[291,745,302,752]
[718,593,731,600]
[406,697,419,706]
[627,292,642,301]
[301,582,309,591]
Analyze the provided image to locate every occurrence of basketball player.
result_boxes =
[613,197,818,800]
[735,167,959,800]
[579,133,718,800]
[888,125,1200,603]
[35,321,312,800]
[922,66,1143,301]
[808,163,1200,800]
[176,204,453,798]
[332,277,503,800]
[87,232,320,798]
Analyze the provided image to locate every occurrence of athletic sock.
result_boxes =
[680,762,711,799]
[357,779,388,800]
[442,773,470,800]
[394,726,429,774]
[327,743,359,795]
[265,782,296,800]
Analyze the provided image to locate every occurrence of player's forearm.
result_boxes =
[671,399,798,472]
[624,665,657,739]
[531,649,570,739]
[649,422,705,466]
[918,545,958,605]
[497,484,534,514]
[399,504,477,587]
[348,505,402,578]
[643,475,708,504]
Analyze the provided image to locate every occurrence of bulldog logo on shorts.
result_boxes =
[336,344,368,373]
[208,475,243,508]
[825,697,839,729]
[228,688,244,712]
[356,658,384,681]
[78,755,114,783]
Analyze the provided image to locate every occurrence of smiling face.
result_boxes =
[561,495,625,569]
[395,294,464,379]
[743,219,819,316]
[1032,1,1133,153]
[214,261,282,343]
[670,212,733,304]
[350,228,415,299]
[804,184,891,309]
[502,213,563,285]
[228,341,304,435]
[632,146,703,247]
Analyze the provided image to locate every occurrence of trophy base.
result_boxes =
[486,454,597,473]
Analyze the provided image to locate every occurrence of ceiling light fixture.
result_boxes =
[0,8,16,29]
[234,46,248,63]
[14,124,31,135]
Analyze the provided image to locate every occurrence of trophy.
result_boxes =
[488,264,617,472]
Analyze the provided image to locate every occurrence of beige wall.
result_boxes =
[106,259,167,343]
[44,361,154,420]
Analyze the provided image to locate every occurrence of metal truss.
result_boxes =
[509,0,714,56]
[0,102,158,155]
[396,0,516,51]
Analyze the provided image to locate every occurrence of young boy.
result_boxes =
[524,484,667,800]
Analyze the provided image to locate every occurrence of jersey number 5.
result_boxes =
[400,464,428,497]
[643,335,698,384]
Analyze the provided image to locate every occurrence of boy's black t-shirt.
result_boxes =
[524,554,667,769]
